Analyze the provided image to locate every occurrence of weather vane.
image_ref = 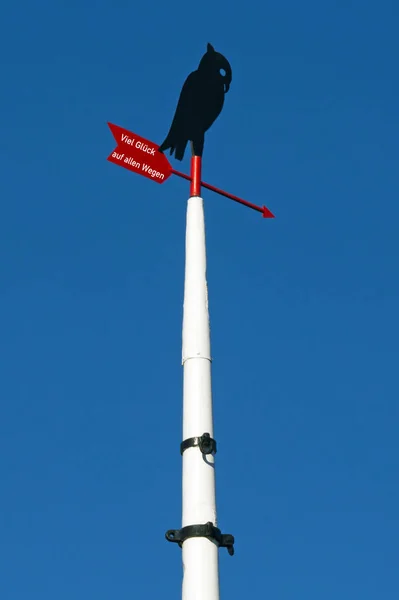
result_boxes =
[106,43,274,218]
[106,42,274,600]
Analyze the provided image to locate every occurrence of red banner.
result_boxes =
[107,123,172,184]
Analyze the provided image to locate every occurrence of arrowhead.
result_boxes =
[262,206,275,219]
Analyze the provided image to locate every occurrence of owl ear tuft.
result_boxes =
[207,43,215,53]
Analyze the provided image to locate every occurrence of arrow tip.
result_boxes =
[262,206,275,219]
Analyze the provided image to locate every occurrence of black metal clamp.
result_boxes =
[165,522,235,556]
[180,432,217,456]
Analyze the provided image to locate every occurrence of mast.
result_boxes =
[166,157,234,600]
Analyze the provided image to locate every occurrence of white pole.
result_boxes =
[181,195,219,600]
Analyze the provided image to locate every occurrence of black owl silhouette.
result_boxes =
[158,43,232,161]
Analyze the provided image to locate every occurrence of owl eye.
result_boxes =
[219,68,226,77]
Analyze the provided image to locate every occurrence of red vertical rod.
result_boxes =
[190,156,202,197]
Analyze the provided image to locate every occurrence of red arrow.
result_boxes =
[170,167,274,218]
[107,123,275,218]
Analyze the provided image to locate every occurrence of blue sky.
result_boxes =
[1,1,398,598]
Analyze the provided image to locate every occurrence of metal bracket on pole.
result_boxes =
[180,432,217,456]
[165,522,235,556]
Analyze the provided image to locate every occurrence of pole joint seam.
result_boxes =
[182,355,212,365]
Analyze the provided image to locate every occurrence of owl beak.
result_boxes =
[224,81,230,93]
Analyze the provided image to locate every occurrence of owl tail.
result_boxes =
[158,136,188,161]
